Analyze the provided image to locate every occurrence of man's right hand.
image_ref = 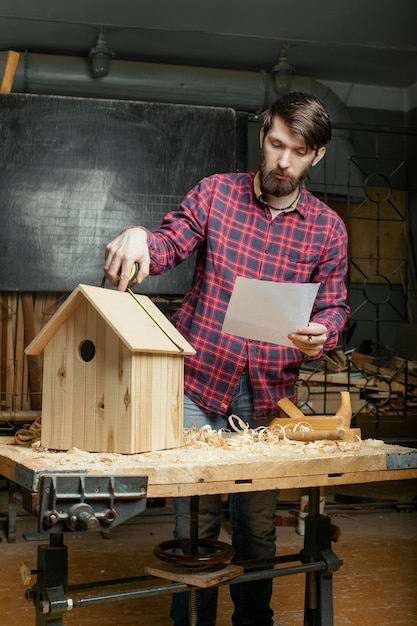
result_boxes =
[103,227,150,291]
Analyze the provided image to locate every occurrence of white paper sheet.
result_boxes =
[222,277,320,348]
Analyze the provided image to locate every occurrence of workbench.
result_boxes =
[1,439,416,626]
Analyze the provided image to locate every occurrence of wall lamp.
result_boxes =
[89,29,115,78]
[272,44,295,94]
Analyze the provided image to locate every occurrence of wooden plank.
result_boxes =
[147,354,183,451]
[0,294,16,411]
[145,468,417,498]
[130,292,194,353]
[299,371,346,384]
[0,51,20,93]
[113,337,132,453]
[21,294,42,410]
[21,333,31,411]
[15,295,26,411]
[146,562,243,588]
[90,287,195,355]
[83,304,101,451]
[298,371,369,387]
[98,325,120,452]
[6,296,15,410]
[33,294,45,336]
[71,301,88,449]
[41,320,74,449]
[42,293,60,327]
[0,437,16,445]
[134,353,152,453]
[1,293,11,410]
[0,410,41,422]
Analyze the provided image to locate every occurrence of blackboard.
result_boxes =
[0,94,236,293]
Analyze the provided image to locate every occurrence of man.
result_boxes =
[104,92,349,626]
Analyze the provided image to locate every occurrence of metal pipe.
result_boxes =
[5,51,269,112]
[3,50,352,122]
[72,560,328,608]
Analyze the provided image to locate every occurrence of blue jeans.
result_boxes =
[170,373,278,626]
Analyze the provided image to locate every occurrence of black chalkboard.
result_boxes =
[0,94,235,293]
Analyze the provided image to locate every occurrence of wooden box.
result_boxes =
[25,284,195,454]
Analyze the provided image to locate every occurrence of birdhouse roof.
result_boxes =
[25,284,195,356]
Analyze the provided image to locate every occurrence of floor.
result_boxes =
[0,480,416,626]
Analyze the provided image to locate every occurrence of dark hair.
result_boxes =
[262,92,332,150]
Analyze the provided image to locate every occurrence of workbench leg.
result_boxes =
[188,495,199,626]
[26,533,70,625]
[7,479,17,543]
[302,487,342,626]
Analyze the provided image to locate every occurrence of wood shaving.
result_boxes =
[183,414,362,455]
[360,438,385,448]
[14,418,42,446]
[13,413,372,458]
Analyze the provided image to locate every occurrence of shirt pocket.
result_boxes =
[283,245,322,281]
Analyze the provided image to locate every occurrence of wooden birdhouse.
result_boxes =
[25,284,195,454]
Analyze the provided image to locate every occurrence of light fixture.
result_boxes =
[89,29,115,78]
[272,45,295,94]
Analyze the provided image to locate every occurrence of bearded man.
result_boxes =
[104,91,349,626]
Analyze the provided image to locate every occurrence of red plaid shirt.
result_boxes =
[147,172,349,418]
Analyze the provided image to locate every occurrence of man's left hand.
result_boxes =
[288,322,327,357]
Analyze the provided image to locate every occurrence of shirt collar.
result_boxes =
[254,171,265,204]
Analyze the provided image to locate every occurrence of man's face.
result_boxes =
[259,116,326,197]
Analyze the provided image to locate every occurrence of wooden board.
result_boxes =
[145,562,243,588]
[0,51,20,93]
[0,441,416,498]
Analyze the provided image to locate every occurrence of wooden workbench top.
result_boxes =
[1,439,416,498]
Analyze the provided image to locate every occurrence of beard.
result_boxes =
[260,153,312,198]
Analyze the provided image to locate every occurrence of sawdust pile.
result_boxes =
[14,414,385,458]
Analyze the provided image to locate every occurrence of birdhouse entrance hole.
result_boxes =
[79,339,96,362]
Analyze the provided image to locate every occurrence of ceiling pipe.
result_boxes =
[4,50,349,118]
[6,52,268,111]
[1,51,363,197]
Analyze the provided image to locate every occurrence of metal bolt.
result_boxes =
[47,513,58,525]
